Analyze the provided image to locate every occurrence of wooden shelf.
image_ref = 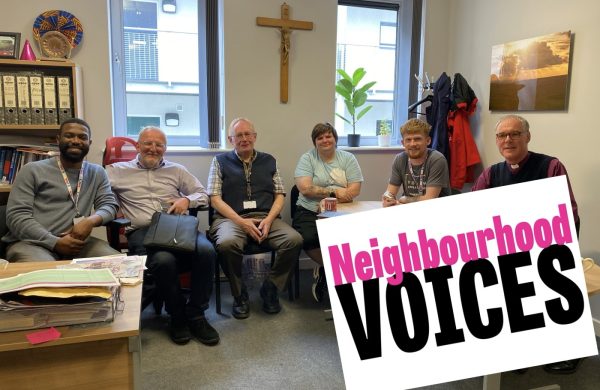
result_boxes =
[0,125,59,131]
[0,58,83,130]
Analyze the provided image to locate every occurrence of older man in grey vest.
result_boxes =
[208,118,302,319]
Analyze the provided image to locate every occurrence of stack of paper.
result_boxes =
[0,268,120,332]
[68,254,146,286]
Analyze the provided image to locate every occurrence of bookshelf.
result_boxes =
[0,59,82,199]
[0,59,83,135]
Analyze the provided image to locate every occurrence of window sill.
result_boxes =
[339,145,404,152]
[166,146,229,154]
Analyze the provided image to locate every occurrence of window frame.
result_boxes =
[336,0,421,147]
[109,0,220,148]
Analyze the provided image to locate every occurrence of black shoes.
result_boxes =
[169,317,192,345]
[232,295,250,319]
[260,279,281,314]
[312,266,327,303]
[543,358,583,375]
[189,317,220,346]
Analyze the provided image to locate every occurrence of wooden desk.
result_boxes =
[0,261,142,390]
[318,200,382,218]
[337,200,381,213]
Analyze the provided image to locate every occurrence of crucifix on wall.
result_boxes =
[256,3,313,103]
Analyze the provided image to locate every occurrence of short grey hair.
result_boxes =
[138,126,167,144]
[228,117,255,136]
[495,114,530,132]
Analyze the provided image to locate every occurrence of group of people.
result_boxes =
[0,115,582,373]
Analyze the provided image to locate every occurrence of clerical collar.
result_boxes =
[507,152,530,172]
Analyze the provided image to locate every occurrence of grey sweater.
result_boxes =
[2,157,119,250]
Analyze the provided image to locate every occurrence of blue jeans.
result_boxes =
[127,227,216,320]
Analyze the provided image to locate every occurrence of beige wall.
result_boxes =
[4,0,600,314]
[422,0,600,316]
[1,0,113,163]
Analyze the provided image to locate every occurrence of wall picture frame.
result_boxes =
[0,32,21,59]
[490,31,573,111]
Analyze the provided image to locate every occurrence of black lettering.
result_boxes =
[538,244,584,324]
[335,279,381,360]
[424,265,465,346]
[459,259,503,339]
[498,251,545,332]
[386,272,429,352]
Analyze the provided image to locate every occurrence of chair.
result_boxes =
[210,207,299,315]
[290,185,301,298]
[103,137,138,252]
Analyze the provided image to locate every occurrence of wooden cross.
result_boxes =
[257,3,313,103]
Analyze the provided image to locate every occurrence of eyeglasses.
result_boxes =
[140,141,166,148]
[495,131,526,140]
[230,132,256,140]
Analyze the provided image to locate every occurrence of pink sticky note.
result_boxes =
[26,327,61,345]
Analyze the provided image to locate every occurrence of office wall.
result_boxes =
[1,0,114,163]
[422,0,600,316]
[4,1,599,313]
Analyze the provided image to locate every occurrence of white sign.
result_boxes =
[316,176,597,389]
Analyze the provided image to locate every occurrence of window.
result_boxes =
[335,0,421,146]
[110,0,219,147]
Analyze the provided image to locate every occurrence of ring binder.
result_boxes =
[57,76,72,124]
[43,76,58,125]
[16,75,31,125]
[29,75,44,125]
[1,75,18,125]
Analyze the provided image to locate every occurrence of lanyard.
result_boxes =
[407,151,429,195]
[243,159,253,200]
[57,158,85,217]
[237,150,256,201]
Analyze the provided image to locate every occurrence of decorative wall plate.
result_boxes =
[33,10,84,48]
[39,31,72,58]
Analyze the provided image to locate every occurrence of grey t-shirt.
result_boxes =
[389,149,450,197]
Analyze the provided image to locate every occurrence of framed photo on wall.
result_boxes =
[0,32,21,59]
[490,31,573,111]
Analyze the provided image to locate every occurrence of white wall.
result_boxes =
[5,1,599,314]
[1,0,113,165]
[422,0,600,316]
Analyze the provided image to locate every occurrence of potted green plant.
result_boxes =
[377,120,392,147]
[335,68,376,147]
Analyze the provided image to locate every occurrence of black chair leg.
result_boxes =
[152,297,163,315]
[215,256,222,314]
[294,259,300,299]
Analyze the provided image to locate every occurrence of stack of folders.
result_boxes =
[0,268,120,333]
[0,71,73,125]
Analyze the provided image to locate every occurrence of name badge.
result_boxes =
[73,216,85,225]
[243,200,257,210]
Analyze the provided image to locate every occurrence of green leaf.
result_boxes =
[356,81,376,95]
[338,79,353,93]
[335,113,352,125]
[352,68,366,86]
[335,85,351,100]
[353,91,367,107]
[336,69,352,82]
[356,105,373,121]
[344,99,355,116]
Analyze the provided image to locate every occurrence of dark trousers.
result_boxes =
[127,227,216,320]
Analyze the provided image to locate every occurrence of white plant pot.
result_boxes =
[378,134,391,147]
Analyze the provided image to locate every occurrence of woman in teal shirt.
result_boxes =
[292,123,363,302]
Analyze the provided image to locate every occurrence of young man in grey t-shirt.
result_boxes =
[382,118,450,206]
